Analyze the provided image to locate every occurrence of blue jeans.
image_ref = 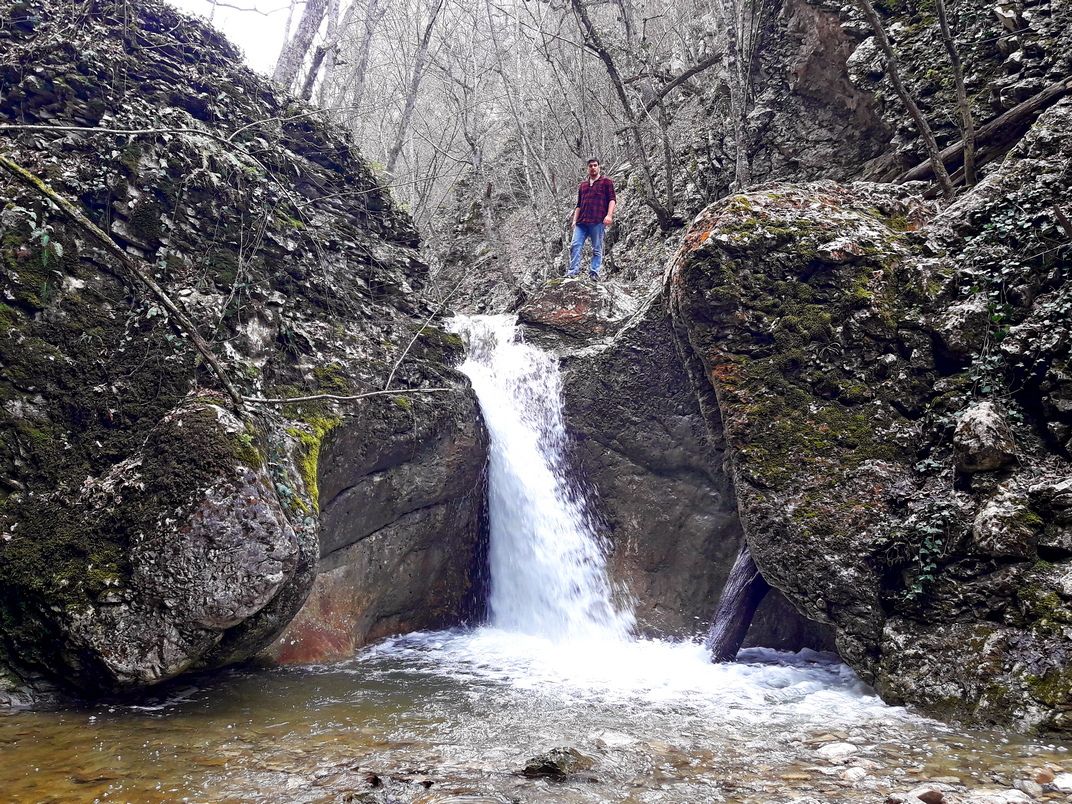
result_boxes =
[567,222,605,277]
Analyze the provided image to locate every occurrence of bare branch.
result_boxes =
[246,387,454,404]
[203,0,302,16]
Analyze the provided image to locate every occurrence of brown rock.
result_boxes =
[915,789,945,804]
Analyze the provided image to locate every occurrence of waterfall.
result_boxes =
[450,314,634,642]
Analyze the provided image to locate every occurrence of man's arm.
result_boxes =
[604,180,617,225]
[573,186,581,226]
[604,199,616,226]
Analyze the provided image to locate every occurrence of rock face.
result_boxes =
[667,100,1072,731]
[268,393,487,663]
[954,402,1018,473]
[0,0,486,700]
[517,278,639,346]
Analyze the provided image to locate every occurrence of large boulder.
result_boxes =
[267,387,487,663]
[667,100,1072,731]
[0,0,486,700]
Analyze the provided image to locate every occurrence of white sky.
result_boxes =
[165,0,294,74]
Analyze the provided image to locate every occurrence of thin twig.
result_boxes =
[204,0,303,16]
[245,387,454,404]
[0,154,246,414]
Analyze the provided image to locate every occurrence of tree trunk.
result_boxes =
[337,0,388,133]
[273,0,329,91]
[569,0,674,229]
[384,0,445,176]
[317,0,341,106]
[705,543,770,663]
[854,0,955,199]
[280,0,299,45]
[934,0,976,186]
[300,44,329,101]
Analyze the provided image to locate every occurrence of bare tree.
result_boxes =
[343,0,389,117]
[273,0,328,88]
[707,0,770,190]
[853,0,955,199]
[384,0,446,175]
[569,0,675,229]
[934,0,977,186]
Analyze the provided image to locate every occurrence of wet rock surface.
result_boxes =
[0,0,485,698]
[515,278,639,346]
[667,101,1072,731]
[268,395,487,663]
[521,747,595,780]
[553,286,831,647]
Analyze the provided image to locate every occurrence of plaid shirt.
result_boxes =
[575,176,616,225]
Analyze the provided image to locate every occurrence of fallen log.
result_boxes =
[705,542,770,663]
[894,75,1072,184]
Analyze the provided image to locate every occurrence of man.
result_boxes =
[567,158,616,280]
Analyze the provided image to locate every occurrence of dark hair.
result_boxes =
[586,158,600,166]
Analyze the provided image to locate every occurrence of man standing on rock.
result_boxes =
[567,158,616,280]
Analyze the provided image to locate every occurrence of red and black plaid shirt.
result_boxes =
[575,176,616,224]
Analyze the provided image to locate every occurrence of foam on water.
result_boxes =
[361,628,910,731]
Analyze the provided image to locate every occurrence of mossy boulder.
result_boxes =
[0,0,486,700]
[668,101,1072,733]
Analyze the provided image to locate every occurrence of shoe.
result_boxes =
[589,273,599,282]
[564,272,579,279]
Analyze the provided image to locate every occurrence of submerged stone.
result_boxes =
[522,747,596,780]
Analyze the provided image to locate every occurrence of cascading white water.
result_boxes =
[359,313,908,741]
[449,314,634,642]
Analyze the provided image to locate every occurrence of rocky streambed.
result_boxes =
[2,635,1071,803]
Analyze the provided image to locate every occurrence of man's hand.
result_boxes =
[603,215,613,226]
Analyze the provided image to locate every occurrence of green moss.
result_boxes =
[417,326,464,351]
[285,418,338,512]
[393,394,413,411]
[696,203,916,491]
[1018,585,1072,634]
[1016,509,1045,530]
[118,143,142,174]
[286,415,340,512]
[2,228,52,310]
[0,303,19,328]
[231,425,264,469]
[206,251,239,288]
[127,196,163,246]
[1027,665,1072,707]
[274,211,304,230]
[312,362,353,394]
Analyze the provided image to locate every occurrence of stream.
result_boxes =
[3,315,1070,803]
